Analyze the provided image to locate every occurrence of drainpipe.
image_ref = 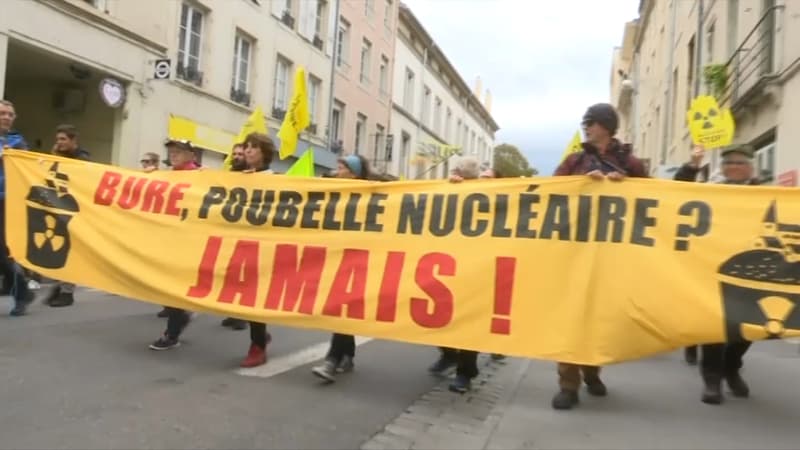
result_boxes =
[695,0,704,96]
[325,0,341,153]
[660,0,677,165]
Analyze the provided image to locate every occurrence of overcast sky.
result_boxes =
[402,0,640,174]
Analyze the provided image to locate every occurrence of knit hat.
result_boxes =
[582,103,619,135]
[720,144,755,159]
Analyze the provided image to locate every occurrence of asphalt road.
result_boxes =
[0,288,444,450]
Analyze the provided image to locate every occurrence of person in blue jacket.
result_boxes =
[0,99,34,315]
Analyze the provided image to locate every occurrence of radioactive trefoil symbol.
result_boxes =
[25,162,79,269]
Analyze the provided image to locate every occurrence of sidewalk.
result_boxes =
[363,341,800,450]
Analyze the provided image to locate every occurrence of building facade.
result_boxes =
[614,0,800,184]
[0,0,338,172]
[330,0,398,167]
[387,3,498,179]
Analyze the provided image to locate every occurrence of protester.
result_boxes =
[549,103,647,410]
[0,99,35,316]
[236,134,277,367]
[148,139,201,350]
[311,154,371,382]
[674,143,759,405]
[38,125,90,308]
[220,142,249,331]
[140,152,160,170]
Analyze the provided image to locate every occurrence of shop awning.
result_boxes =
[167,115,235,155]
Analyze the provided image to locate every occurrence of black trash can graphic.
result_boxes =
[717,202,800,342]
[25,162,79,269]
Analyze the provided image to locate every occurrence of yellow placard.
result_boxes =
[560,130,583,162]
[167,115,235,155]
[687,96,736,150]
[5,150,800,365]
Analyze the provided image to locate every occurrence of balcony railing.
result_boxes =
[717,5,783,110]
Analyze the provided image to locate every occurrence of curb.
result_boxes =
[360,355,532,450]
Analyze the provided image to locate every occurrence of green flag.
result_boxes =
[285,149,315,177]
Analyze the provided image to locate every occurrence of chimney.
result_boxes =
[484,89,492,114]
[473,76,483,101]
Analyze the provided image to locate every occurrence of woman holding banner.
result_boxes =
[236,133,277,368]
[311,155,371,382]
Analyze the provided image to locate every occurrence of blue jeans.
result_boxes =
[0,199,29,305]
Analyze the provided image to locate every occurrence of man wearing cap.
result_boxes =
[674,143,758,404]
[149,139,200,350]
[551,103,647,410]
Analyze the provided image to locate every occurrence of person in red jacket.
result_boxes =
[550,103,647,410]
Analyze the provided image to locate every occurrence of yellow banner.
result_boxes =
[5,150,800,365]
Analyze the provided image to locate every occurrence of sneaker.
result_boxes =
[10,290,35,316]
[428,357,457,375]
[585,378,607,397]
[230,319,247,330]
[157,308,170,318]
[220,317,236,327]
[702,381,723,404]
[312,359,338,382]
[725,372,750,398]
[42,286,61,305]
[240,344,267,368]
[149,336,180,351]
[551,389,579,410]
[49,292,74,307]
[336,355,355,373]
[448,374,472,393]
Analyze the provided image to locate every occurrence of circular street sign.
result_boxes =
[154,60,171,79]
[98,78,126,108]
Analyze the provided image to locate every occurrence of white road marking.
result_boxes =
[236,336,374,379]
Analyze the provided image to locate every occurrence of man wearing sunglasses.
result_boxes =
[674,143,758,405]
[551,103,647,410]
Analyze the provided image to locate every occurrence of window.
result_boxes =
[374,124,385,161]
[355,113,367,154]
[315,1,325,36]
[384,0,393,28]
[403,68,415,110]
[331,100,344,141]
[365,0,374,17]
[433,97,442,134]
[273,56,291,111]
[83,0,108,11]
[727,0,739,56]
[231,33,252,104]
[670,67,678,139]
[360,39,372,84]
[400,131,411,177]
[421,86,431,125]
[706,22,715,63]
[456,119,462,146]
[755,142,776,184]
[336,20,350,68]
[444,108,452,141]
[379,55,389,97]
[178,3,204,84]
[308,75,322,126]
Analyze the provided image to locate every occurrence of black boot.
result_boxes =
[50,291,74,307]
[725,371,750,398]
[684,346,698,365]
[701,374,723,405]
[551,389,579,410]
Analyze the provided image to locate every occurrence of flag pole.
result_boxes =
[325,0,342,153]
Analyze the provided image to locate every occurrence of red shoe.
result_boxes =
[240,344,267,368]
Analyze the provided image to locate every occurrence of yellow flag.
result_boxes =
[278,67,311,160]
[560,130,583,162]
[223,106,267,170]
[285,149,315,177]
